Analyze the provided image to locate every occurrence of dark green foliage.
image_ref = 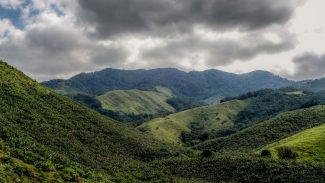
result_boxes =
[156,155,325,183]
[200,150,213,158]
[180,121,212,145]
[276,147,298,160]
[261,150,272,157]
[70,94,102,109]
[166,98,199,111]
[196,105,325,151]
[223,89,312,126]
[43,68,293,101]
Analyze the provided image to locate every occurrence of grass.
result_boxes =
[0,60,179,182]
[138,100,248,145]
[196,105,325,151]
[286,91,305,95]
[263,123,325,162]
[97,88,175,115]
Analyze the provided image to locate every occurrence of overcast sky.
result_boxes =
[0,0,324,81]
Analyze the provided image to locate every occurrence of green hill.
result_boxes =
[139,89,315,146]
[264,123,325,162]
[0,61,177,182]
[138,100,248,145]
[97,87,175,116]
[197,105,325,151]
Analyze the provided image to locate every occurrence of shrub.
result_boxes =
[276,146,298,160]
[201,150,213,158]
[261,150,272,158]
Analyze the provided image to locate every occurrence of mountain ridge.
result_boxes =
[43,67,294,102]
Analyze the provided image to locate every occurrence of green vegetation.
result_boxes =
[70,88,197,125]
[4,60,325,182]
[138,100,248,145]
[265,123,325,162]
[97,88,175,116]
[0,149,63,182]
[222,89,312,127]
[276,146,298,160]
[155,154,325,183]
[0,61,178,182]
[197,105,325,151]
[141,89,319,147]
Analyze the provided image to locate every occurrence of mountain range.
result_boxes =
[43,68,294,102]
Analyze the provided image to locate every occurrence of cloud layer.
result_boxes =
[0,0,313,81]
[289,53,325,80]
[77,0,297,38]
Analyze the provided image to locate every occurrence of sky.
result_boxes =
[0,0,324,81]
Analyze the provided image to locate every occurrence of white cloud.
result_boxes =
[0,1,127,81]
[0,0,23,9]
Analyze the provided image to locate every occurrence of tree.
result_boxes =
[260,149,271,158]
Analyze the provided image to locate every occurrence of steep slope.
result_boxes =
[0,61,176,182]
[43,68,293,102]
[97,87,175,116]
[264,123,325,162]
[197,105,325,151]
[138,100,248,145]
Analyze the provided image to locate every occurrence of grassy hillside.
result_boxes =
[138,100,248,145]
[197,105,325,151]
[264,123,325,162]
[140,89,315,146]
[97,88,175,116]
[0,61,178,182]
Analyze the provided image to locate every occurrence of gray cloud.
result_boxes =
[140,31,296,68]
[77,0,299,38]
[0,0,305,81]
[288,53,325,80]
[0,24,128,81]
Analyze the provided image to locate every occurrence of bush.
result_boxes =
[276,146,298,160]
[201,150,213,158]
[261,150,272,158]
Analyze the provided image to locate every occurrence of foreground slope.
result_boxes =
[0,61,176,181]
[156,154,325,183]
[97,87,175,116]
[197,105,325,151]
[265,123,325,162]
